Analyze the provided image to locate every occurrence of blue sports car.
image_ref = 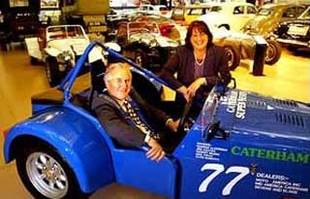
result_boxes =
[3,42,310,199]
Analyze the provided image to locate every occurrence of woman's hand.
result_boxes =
[187,78,206,98]
[177,86,190,102]
[146,138,165,162]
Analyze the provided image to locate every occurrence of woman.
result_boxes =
[160,20,231,117]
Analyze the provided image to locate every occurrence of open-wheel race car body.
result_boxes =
[3,42,310,199]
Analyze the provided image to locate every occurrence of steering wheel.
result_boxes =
[177,100,193,133]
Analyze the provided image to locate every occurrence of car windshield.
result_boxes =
[299,7,310,19]
[258,7,272,16]
[128,22,159,35]
[197,88,219,128]
[47,26,85,40]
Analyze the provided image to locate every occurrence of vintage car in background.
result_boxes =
[274,6,310,51]
[184,3,212,24]
[115,21,179,72]
[3,42,310,199]
[213,29,281,69]
[198,2,257,32]
[243,3,307,38]
[25,25,103,86]
[132,14,187,44]
[138,4,172,18]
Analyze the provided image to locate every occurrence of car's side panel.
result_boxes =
[112,147,178,198]
[3,108,115,193]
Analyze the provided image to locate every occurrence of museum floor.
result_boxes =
[0,46,309,198]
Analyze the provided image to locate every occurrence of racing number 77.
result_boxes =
[199,163,250,196]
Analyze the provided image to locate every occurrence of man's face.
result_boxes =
[106,68,132,101]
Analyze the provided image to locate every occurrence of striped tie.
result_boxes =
[123,99,159,140]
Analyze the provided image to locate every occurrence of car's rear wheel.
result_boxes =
[265,40,281,65]
[45,57,61,87]
[16,143,87,199]
[224,45,240,70]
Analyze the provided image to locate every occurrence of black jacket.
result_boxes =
[91,89,169,147]
[160,45,231,93]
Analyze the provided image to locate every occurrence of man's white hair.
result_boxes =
[104,62,132,84]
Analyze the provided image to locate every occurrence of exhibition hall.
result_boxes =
[0,0,309,198]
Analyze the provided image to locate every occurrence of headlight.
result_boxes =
[57,50,73,63]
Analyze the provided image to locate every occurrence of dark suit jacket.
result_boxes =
[160,45,231,93]
[91,89,169,148]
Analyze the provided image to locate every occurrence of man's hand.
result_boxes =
[166,118,180,133]
[146,138,165,162]
[187,78,206,98]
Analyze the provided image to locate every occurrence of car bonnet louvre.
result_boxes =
[248,100,266,108]
[272,98,298,108]
[275,112,305,128]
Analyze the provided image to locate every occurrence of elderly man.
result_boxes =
[92,62,179,162]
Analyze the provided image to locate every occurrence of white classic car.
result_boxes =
[198,2,257,32]
[25,25,103,86]
[138,4,172,18]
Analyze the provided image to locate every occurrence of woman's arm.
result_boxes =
[160,47,184,90]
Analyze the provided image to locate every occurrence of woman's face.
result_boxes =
[190,28,208,51]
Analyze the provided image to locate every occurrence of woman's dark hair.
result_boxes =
[185,20,213,50]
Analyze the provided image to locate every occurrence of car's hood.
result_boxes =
[129,33,179,47]
[199,12,229,30]
[200,89,310,142]
[46,39,90,55]
[243,15,271,35]
[213,29,253,41]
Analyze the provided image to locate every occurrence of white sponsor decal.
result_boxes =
[195,142,228,161]
[255,172,309,194]
[222,91,247,119]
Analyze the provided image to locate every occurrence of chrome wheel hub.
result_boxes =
[26,152,68,198]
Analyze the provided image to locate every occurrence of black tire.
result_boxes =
[224,45,240,71]
[45,57,61,87]
[30,57,39,65]
[16,142,88,199]
[265,40,282,65]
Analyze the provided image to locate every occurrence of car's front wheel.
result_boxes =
[16,143,87,199]
[265,40,282,65]
[224,45,240,70]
